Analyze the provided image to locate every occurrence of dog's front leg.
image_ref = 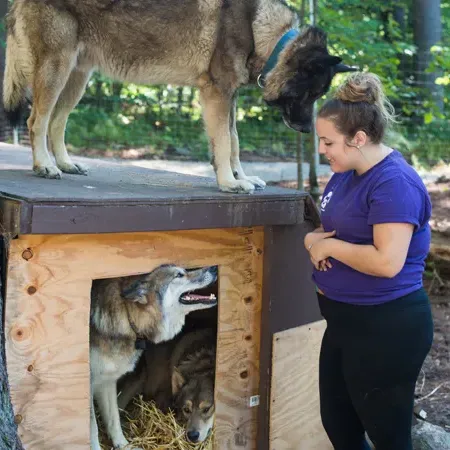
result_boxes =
[96,381,142,450]
[90,388,102,450]
[199,85,255,194]
[229,93,266,190]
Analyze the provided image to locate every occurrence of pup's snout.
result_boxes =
[186,430,200,443]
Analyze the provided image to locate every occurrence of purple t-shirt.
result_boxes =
[312,150,432,305]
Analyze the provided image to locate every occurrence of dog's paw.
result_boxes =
[219,179,255,194]
[112,439,135,449]
[114,444,142,450]
[33,164,62,179]
[58,161,89,175]
[241,175,266,190]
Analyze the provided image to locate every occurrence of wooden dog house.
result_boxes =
[0,146,330,449]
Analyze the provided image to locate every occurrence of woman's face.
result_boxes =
[315,118,359,173]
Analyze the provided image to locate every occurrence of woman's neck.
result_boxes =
[354,143,393,176]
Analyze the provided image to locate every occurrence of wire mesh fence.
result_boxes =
[5,76,448,166]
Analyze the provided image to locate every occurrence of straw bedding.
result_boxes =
[99,396,214,450]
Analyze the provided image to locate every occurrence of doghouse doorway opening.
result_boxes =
[91,264,219,450]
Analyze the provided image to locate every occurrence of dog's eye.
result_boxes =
[202,406,211,414]
[176,272,185,278]
[183,406,191,414]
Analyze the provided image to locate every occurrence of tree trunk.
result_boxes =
[413,0,443,112]
[0,0,11,143]
[308,0,320,201]
[177,87,184,114]
[0,237,25,450]
[110,81,123,112]
[296,133,304,191]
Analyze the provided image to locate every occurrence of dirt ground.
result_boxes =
[273,174,450,431]
[417,177,450,431]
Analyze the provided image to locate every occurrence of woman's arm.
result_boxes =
[310,223,414,278]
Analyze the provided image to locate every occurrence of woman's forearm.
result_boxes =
[327,239,400,278]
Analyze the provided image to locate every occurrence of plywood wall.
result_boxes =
[4,227,263,449]
[270,320,332,450]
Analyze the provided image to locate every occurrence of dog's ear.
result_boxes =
[308,54,342,72]
[172,368,185,395]
[121,276,149,304]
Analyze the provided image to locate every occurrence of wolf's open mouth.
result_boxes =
[180,293,217,305]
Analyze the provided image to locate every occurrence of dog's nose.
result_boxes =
[187,431,200,443]
[300,124,311,133]
[208,266,218,276]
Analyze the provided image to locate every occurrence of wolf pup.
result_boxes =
[118,328,216,443]
[90,264,217,450]
[3,0,355,194]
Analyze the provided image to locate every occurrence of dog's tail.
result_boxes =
[3,16,30,129]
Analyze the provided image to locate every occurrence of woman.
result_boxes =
[304,72,433,450]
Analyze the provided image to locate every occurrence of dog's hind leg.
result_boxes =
[117,369,146,411]
[199,84,255,194]
[229,93,266,190]
[29,51,77,179]
[48,67,92,175]
[96,381,142,450]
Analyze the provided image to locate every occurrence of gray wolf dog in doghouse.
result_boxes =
[90,264,217,450]
[118,327,217,444]
[3,0,355,193]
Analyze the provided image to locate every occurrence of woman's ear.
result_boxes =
[351,130,368,148]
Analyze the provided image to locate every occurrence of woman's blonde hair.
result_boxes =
[318,72,397,143]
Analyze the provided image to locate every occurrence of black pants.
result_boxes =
[318,288,433,450]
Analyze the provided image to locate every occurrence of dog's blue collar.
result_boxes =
[257,28,300,88]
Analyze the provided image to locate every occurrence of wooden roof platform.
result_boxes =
[0,143,319,235]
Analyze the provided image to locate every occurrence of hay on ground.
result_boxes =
[99,396,213,450]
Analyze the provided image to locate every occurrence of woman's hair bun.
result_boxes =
[333,72,397,127]
[334,72,382,105]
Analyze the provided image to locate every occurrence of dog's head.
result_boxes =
[121,265,218,343]
[262,26,357,133]
[172,368,215,443]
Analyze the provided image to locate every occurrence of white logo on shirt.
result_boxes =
[320,191,333,212]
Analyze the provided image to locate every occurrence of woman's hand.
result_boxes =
[310,238,335,265]
[305,229,336,271]
[304,229,336,251]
